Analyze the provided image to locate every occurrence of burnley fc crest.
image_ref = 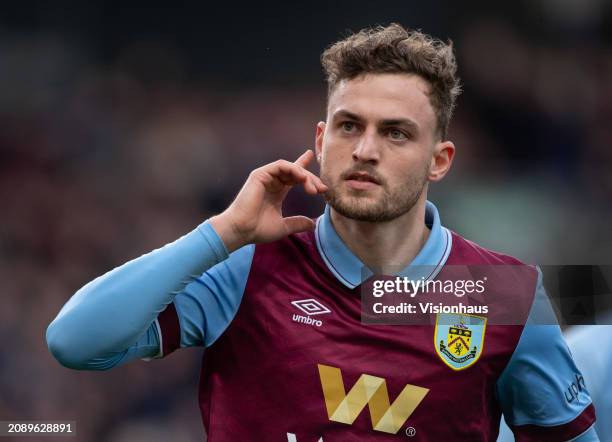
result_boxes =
[434,313,487,370]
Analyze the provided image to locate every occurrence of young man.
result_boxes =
[47,24,598,441]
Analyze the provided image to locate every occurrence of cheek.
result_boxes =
[322,140,350,168]
[388,155,429,182]
[321,155,341,179]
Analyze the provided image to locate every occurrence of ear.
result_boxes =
[428,140,455,182]
[315,121,326,164]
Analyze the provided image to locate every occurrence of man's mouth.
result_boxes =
[344,172,380,184]
[344,172,381,190]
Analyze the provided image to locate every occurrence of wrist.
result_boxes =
[209,211,248,253]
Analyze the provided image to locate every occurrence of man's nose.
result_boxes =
[352,129,380,164]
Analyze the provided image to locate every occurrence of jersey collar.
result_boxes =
[314,200,452,289]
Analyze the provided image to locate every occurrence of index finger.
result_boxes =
[294,149,315,168]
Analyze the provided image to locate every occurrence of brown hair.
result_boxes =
[321,23,461,139]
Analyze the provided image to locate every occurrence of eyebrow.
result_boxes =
[331,109,420,133]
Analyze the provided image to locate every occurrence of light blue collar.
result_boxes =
[315,201,452,288]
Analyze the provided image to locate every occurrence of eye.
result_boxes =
[341,121,357,133]
[387,128,408,141]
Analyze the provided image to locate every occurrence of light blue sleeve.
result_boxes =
[563,323,612,441]
[46,220,253,370]
[173,243,255,348]
[496,268,598,440]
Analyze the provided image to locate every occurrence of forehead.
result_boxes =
[327,73,436,133]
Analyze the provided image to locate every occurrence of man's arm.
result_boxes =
[46,221,229,369]
[46,150,327,370]
[496,269,598,441]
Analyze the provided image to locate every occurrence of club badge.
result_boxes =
[434,313,487,370]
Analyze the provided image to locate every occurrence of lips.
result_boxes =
[344,172,380,185]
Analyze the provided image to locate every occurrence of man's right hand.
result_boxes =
[210,150,328,253]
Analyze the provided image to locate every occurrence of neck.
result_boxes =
[329,197,430,273]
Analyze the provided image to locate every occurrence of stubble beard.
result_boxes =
[321,166,429,223]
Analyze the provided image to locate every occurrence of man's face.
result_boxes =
[316,73,446,222]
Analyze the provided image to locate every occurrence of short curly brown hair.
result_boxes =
[321,23,462,139]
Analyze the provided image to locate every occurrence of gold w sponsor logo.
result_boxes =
[317,364,429,434]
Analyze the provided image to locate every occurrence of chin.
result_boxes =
[328,197,387,222]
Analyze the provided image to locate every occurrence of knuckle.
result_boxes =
[249,168,266,180]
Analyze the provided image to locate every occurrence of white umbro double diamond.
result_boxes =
[291,299,331,315]
[290,299,331,327]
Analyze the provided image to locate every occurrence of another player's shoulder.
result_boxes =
[447,230,527,266]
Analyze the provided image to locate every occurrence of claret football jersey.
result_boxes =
[152,202,597,441]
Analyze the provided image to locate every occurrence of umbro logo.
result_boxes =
[291,299,331,315]
[291,299,331,327]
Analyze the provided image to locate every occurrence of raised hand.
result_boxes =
[210,150,328,252]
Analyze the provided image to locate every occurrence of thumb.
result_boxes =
[282,216,316,235]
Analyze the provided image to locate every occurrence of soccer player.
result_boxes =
[46,24,598,441]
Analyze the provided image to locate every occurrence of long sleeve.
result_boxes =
[46,220,229,370]
[496,269,598,441]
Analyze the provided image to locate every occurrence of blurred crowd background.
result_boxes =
[1,1,610,441]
